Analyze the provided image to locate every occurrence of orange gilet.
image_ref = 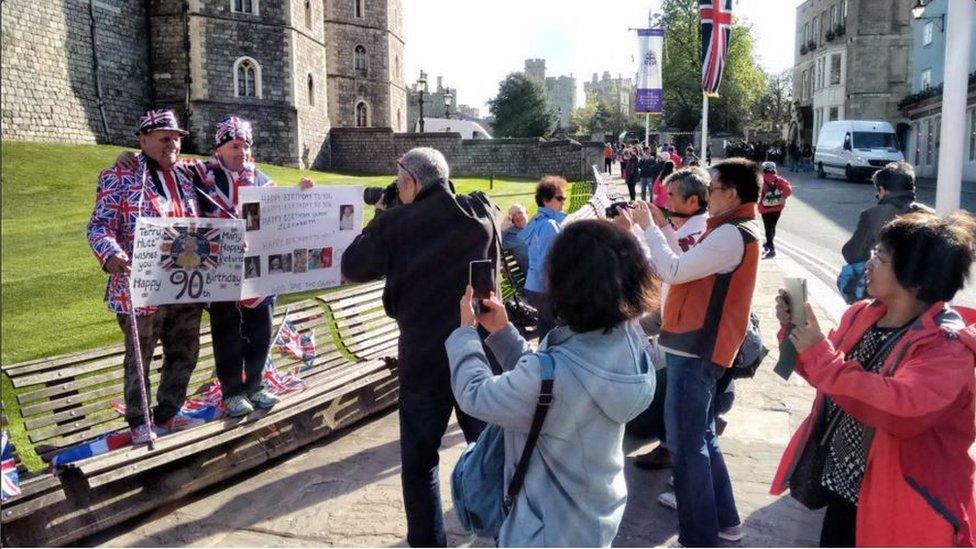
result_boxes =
[659,202,761,368]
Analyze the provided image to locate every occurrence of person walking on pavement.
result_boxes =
[838,162,932,303]
[604,143,614,174]
[630,158,762,546]
[772,211,976,547]
[758,161,793,259]
[638,147,659,202]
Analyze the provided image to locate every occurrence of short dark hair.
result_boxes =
[547,220,658,333]
[878,211,976,302]
[658,160,675,180]
[873,161,915,193]
[534,175,568,207]
[712,158,761,204]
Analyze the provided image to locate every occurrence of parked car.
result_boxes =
[815,120,904,181]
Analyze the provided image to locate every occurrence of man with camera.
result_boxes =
[341,147,497,547]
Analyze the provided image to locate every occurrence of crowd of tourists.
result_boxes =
[87,108,976,547]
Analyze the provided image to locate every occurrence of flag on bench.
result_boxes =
[263,357,306,396]
[2,431,23,500]
[276,319,316,368]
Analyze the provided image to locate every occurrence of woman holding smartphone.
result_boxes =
[771,211,976,547]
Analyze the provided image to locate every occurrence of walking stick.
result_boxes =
[127,289,156,450]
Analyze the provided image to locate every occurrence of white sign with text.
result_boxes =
[239,185,362,298]
[130,217,246,307]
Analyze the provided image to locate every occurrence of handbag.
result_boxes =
[728,312,769,380]
[787,323,910,509]
[451,351,555,539]
[836,261,867,304]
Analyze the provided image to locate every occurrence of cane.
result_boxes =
[126,288,156,450]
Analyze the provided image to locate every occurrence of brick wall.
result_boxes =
[328,128,605,180]
[2,0,151,145]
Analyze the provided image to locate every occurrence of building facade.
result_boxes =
[1,0,406,168]
[519,58,576,129]
[405,75,458,132]
[791,0,913,151]
[899,0,976,182]
[584,71,633,116]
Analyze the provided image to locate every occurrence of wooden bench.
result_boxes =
[1,282,399,547]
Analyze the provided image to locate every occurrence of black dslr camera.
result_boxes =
[606,201,635,218]
[363,180,401,210]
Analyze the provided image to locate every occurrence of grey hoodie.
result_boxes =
[446,322,656,547]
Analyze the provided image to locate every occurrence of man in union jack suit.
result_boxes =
[87,109,207,444]
[190,116,314,417]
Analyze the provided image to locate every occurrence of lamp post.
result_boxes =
[416,70,428,133]
[556,106,562,135]
[444,90,453,119]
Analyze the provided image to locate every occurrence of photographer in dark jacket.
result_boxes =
[341,147,496,547]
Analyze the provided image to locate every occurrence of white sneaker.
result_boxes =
[718,524,744,542]
[657,490,677,510]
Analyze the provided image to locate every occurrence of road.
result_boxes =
[773,168,976,308]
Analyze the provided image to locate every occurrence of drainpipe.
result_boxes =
[182,0,192,144]
[88,0,111,140]
[144,2,156,106]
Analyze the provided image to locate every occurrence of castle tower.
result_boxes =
[150,0,330,168]
[524,58,546,84]
[324,0,407,132]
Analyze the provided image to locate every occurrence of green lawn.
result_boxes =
[0,141,548,365]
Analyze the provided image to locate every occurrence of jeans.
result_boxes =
[210,300,273,398]
[665,353,740,546]
[399,387,485,547]
[605,159,612,173]
[639,177,653,201]
[762,211,782,252]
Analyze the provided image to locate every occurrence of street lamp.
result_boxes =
[444,90,453,119]
[911,0,945,30]
[415,70,428,133]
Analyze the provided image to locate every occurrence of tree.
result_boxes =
[750,68,793,134]
[659,0,767,134]
[487,73,557,138]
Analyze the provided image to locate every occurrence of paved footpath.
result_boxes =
[88,256,829,547]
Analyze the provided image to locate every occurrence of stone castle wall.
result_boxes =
[1,0,152,146]
[329,128,605,180]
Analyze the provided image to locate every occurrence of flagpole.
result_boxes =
[130,162,155,450]
[645,113,650,147]
[701,93,709,166]
[266,305,293,359]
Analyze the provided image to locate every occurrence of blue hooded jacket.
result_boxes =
[518,207,567,293]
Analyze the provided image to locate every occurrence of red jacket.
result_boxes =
[758,173,793,214]
[669,152,683,169]
[771,300,976,547]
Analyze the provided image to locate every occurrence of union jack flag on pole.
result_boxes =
[2,430,22,501]
[275,319,316,368]
[700,0,733,96]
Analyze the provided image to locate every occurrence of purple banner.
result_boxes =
[635,89,662,113]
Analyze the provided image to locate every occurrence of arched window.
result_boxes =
[307,73,315,106]
[231,0,257,14]
[355,0,364,18]
[234,57,262,98]
[354,45,367,76]
[355,102,369,127]
[304,0,312,28]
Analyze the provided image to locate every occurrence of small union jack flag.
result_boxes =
[263,357,306,396]
[700,0,733,96]
[1,430,22,501]
[275,320,316,368]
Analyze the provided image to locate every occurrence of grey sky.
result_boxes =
[402,0,804,114]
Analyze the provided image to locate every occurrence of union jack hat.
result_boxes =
[214,115,253,147]
[136,109,189,136]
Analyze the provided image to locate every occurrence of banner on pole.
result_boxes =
[131,217,245,307]
[635,28,664,114]
[238,186,362,298]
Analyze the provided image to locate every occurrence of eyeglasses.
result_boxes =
[869,246,891,265]
[707,185,728,194]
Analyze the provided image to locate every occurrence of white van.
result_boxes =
[814,120,904,181]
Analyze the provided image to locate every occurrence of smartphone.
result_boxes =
[784,277,808,327]
[469,259,494,315]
